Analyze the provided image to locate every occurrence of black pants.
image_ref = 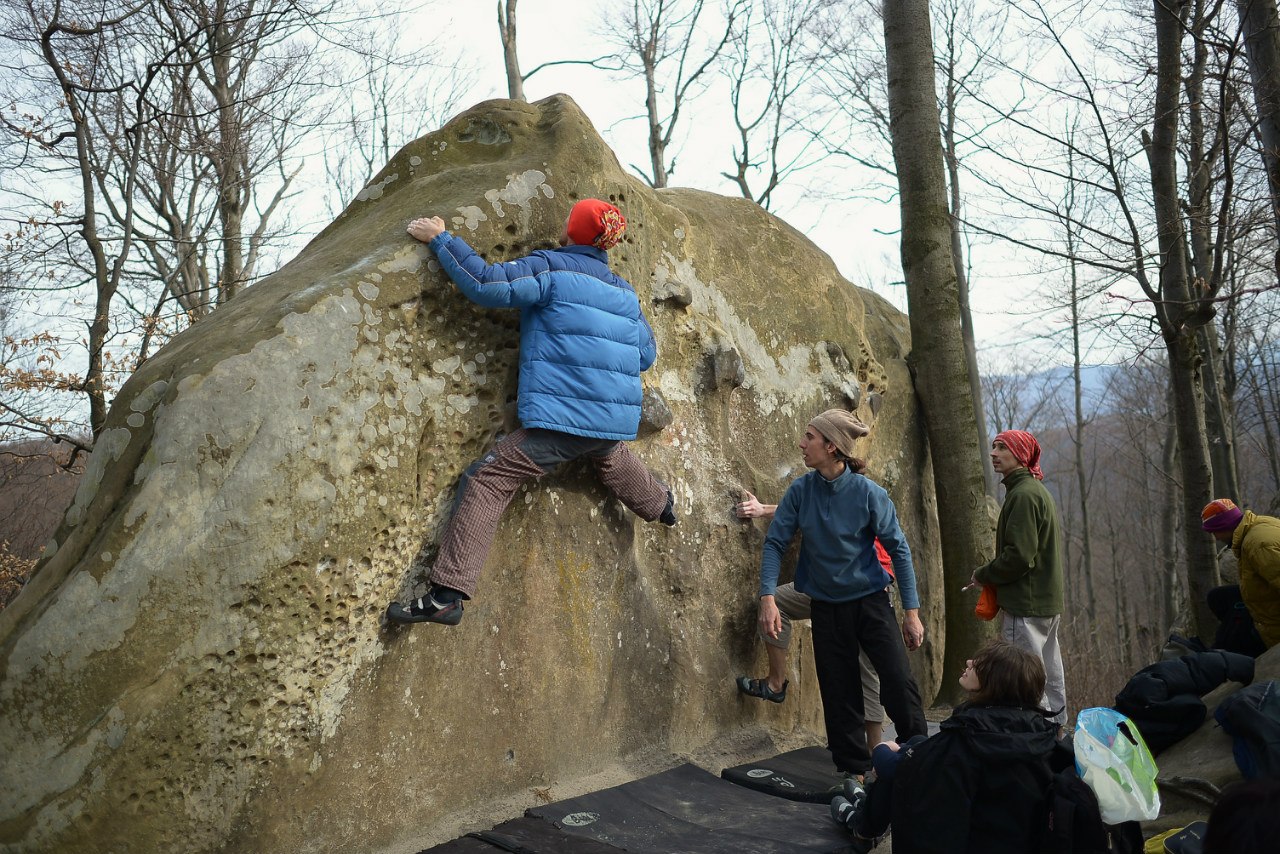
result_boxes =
[863,734,928,836]
[811,591,928,774]
[1208,585,1266,657]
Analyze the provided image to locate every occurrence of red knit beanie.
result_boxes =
[566,199,626,250]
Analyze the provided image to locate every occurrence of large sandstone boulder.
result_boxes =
[0,95,942,853]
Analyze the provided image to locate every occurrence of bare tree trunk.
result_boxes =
[1250,375,1280,497]
[1237,0,1280,278]
[615,0,744,188]
[1186,3,1240,500]
[1243,326,1280,505]
[498,0,525,101]
[1220,265,1245,496]
[1162,393,1182,629]
[1112,540,1133,653]
[36,12,138,438]
[643,36,667,188]
[720,0,831,209]
[209,21,246,303]
[1063,145,1096,616]
[941,35,996,497]
[1149,0,1220,639]
[882,0,993,703]
[1200,323,1241,498]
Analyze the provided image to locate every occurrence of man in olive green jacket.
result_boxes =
[972,430,1066,724]
[1203,499,1280,649]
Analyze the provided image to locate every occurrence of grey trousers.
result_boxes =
[429,428,670,597]
[999,611,1068,725]
[762,582,886,724]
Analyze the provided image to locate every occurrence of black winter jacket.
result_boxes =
[889,704,1059,854]
[1113,650,1255,754]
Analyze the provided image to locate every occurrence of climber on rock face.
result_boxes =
[387,199,674,627]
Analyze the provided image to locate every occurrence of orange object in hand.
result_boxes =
[974,584,999,621]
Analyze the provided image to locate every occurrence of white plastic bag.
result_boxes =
[1074,707,1161,823]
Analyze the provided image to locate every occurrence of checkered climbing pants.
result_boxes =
[428,428,671,597]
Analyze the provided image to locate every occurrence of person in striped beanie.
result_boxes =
[1203,498,1280,649]
[971,429,1067,725]
[756,409,929,781]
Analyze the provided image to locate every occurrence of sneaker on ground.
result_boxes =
[386,595,464,626]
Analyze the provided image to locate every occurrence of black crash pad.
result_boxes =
[527,762,859,853]
[417,815,626,853]
[720,745,843,804]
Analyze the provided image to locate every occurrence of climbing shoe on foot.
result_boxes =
[660,490,677,526]
[386,595,464,626]
[736,675,787,703]
[830,778,875,848]
[825,771,866,798]
[829,797,876,853]
[830,794,857,829]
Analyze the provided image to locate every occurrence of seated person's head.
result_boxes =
[960,639,1046,708]
[1204,778,1280,853]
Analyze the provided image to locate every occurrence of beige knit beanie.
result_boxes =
[808,409,870,458]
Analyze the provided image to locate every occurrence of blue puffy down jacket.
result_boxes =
[429,231,657,440]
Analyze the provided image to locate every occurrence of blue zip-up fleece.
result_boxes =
[760,467,920,608]
[429,231,657,440]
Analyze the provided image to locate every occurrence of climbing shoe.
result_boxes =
[830,794,857,829]
[660,490,677,526]
[830,777,875,849]
[386,595,464,626]
[825,771,866,798]
[736,675,787,703]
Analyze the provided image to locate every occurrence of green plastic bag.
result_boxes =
[1075,707,1162,823]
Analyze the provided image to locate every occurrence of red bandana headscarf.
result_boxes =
[566,199,626,250]
[994,430,1043,480]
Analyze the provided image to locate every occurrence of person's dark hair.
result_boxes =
[967,639,1046,708]
[1203,778,1280,854]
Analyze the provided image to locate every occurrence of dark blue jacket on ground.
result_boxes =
[1114,650,1255,754]
[430,232,656,440]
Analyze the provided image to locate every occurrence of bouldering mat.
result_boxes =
[527,762,858,853]
[720,745,842,804]
[417,815,627,853]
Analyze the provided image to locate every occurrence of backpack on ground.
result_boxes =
[1144,820,1207,854]
[1043,765,1144,854]
[1214,679,1280,779]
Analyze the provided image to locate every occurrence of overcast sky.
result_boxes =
[409,1,1108,371]
[417,3,916,322]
